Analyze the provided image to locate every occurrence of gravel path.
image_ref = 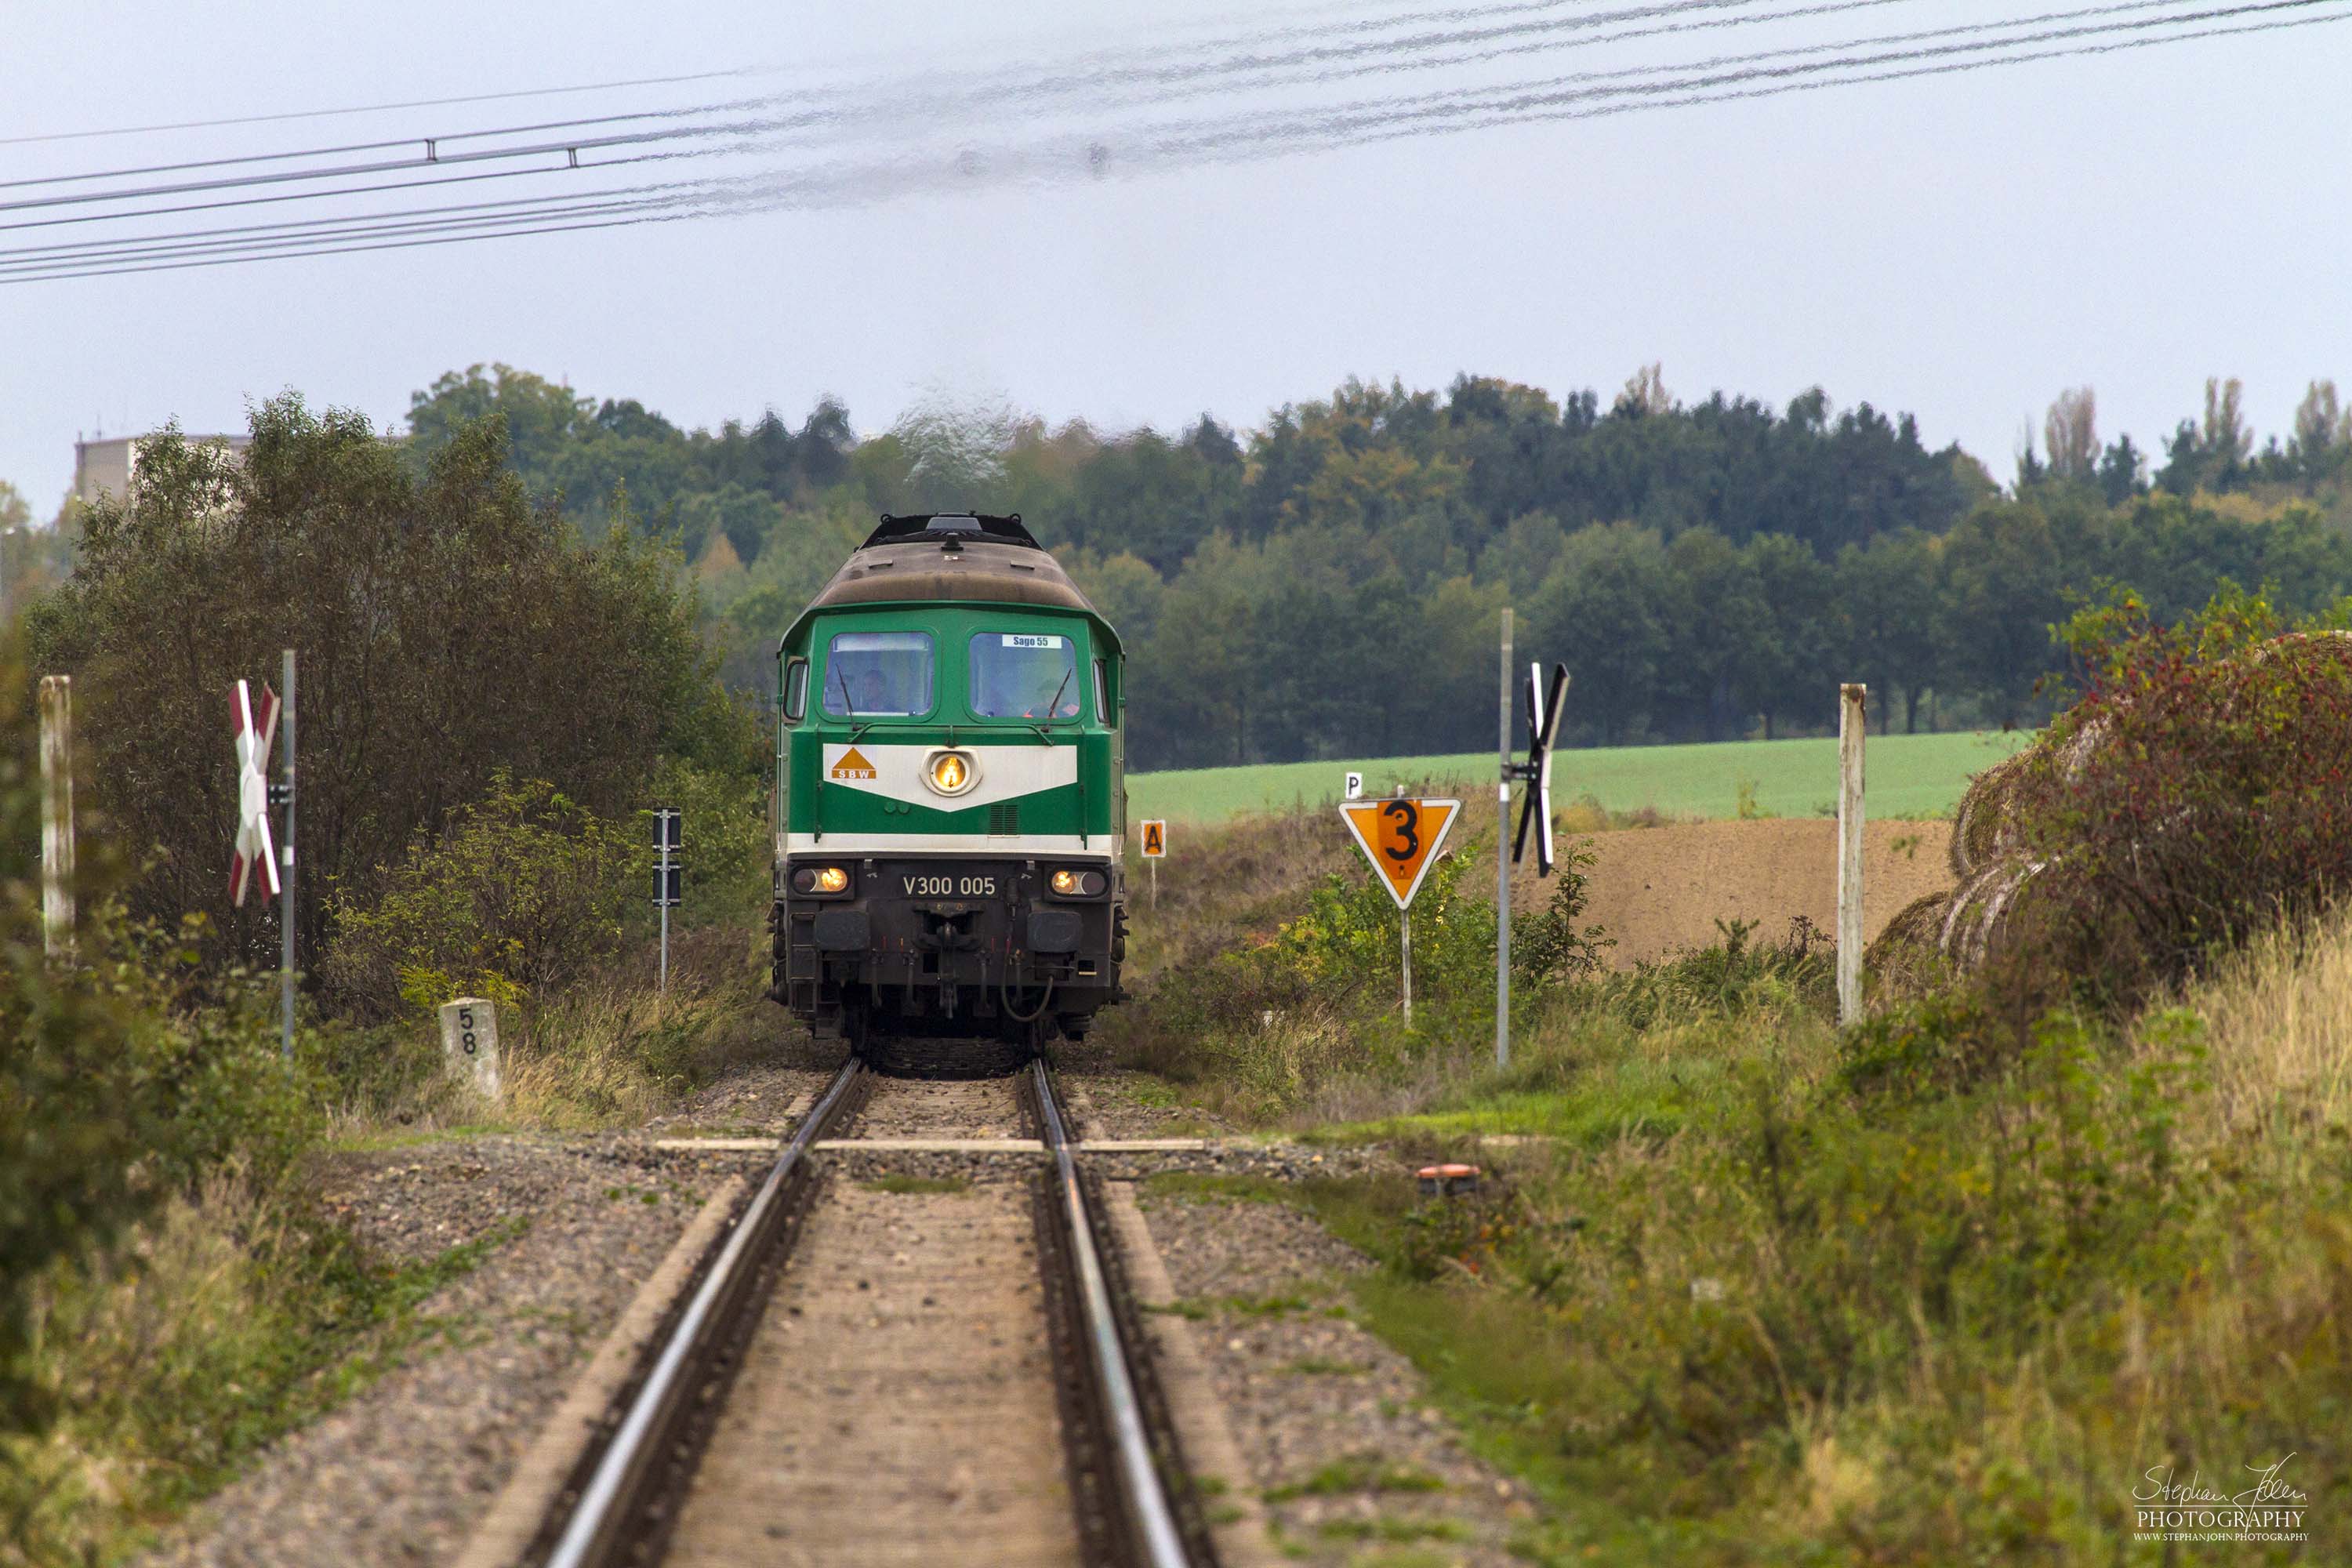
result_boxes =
[142,1138,731,1568]
[1138,1189,1539,1566]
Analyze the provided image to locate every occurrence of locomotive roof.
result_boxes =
[785,513,1114,648]
[858,512,1044,550]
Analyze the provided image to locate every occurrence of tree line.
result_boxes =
[397,364,2352,768]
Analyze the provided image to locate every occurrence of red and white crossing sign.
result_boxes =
[1339,797,1460,910]
[230,679,281,906]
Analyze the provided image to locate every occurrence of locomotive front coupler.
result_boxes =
[909,901,982,953]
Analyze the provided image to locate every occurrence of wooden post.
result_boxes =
[38,675,73,960]
[1838,683,1867,1025]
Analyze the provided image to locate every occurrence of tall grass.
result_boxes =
[0,1171,517,1566]
[2176,914,2352,1141]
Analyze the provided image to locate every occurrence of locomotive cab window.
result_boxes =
[822,631,933,717]
[1092,658,1109,721]
[970,632,1080,720]
[782,657,809,720]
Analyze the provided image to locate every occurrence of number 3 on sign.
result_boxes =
[1339,797,1460,909]
[1376,800,1421,862]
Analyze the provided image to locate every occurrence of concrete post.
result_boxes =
[38,675,72,960]
[439,997,503,1101]
[1838,683,1867,1025]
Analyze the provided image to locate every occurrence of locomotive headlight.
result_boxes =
[1050,869,1106,897]
[924,749,979,797]
[793,866,850,895]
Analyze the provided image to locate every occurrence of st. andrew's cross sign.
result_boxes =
[230,679,281,906]
[1512,662,1568,878]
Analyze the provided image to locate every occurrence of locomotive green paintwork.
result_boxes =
[778,606,1122,848]
[768,514,1129,1053]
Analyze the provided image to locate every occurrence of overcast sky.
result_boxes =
[3,0,2347,513]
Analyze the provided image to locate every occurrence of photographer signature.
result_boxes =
[2135,1456,2307,1508]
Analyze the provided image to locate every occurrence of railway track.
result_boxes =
[522,1058,1217,1568]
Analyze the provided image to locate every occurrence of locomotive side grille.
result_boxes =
[988,802,1020,836]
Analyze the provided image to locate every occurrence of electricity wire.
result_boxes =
[3,0,2341,284]
[0,67,756,147]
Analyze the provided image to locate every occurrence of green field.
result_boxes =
[1126,729,2035,827]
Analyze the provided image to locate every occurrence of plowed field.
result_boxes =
[1532,818,1952,969]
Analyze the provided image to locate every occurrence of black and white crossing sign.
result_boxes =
[1511,663,1569,877]
[229,679,281,906]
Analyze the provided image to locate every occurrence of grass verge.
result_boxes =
[0,1179,521,1563]
[1121,779,2352,1562]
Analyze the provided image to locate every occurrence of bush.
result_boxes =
[1265,845,1496,1007]
[1587,914,1832,1031]
[1880,586,2352,1009]
[1511,840,1613,985]
[323,774,637,1018]
[2022,587,2352,1004]
[27,398,724,978]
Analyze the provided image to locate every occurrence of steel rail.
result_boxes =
[543,1055,866,1568]
[1031,1058,1192,1568]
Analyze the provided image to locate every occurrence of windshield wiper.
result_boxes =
[1024,667,1076,744]
[826,663,884,746]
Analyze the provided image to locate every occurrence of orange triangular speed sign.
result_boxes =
[1339,798,1460,910]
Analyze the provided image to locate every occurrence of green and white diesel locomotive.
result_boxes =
[768,513,1128,1054]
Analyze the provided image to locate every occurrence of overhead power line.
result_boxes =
[3,0,2343,284]
[0,67,755,147]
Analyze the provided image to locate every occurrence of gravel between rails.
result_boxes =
[139,1138,735,1568]
[664,1164,1080,1567]
[1136,1191,1538,1567]
[851,1072,1029,1139]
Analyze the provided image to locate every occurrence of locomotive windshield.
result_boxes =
[970,631,1080,720]
[822,631,933,717]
